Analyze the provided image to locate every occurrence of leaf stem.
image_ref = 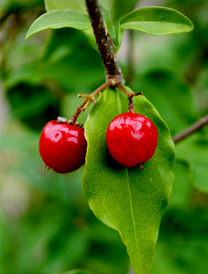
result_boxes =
[85,0,124,84]
[173,114,208,144]
[68,81,112,125]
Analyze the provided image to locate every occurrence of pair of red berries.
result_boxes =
[39,113,158,173]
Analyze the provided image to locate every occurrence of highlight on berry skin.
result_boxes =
[39,120,87,174]
[106,112,158,168]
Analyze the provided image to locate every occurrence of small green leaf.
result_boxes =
[26,10,90,39]
[45,0,86,13]
[83,88,175,274]
[113,0,138,21]
[101,8,119,47]
[99,0,115,11]
[120,6,194,35]
[100,0,138,48]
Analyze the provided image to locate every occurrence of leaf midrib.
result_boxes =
[115,90,141,269]
[121,21,190,26]
[126,168,141,273]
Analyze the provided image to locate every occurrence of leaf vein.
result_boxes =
[126,168,141,272]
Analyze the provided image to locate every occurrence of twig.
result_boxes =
[85,0,124,84]
[173,114,208,144]
[68,81,112,125]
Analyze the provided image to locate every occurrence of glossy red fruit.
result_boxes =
[39,120,87,173]
[106,112,158,167]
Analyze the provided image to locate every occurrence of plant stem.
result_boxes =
[68,81,112,125]
[85,0,124,84]
[173,114,208,144]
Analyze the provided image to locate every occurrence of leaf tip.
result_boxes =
[25,31,31,40]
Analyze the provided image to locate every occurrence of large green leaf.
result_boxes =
[120,6,194,35]
[83,88,175,274]
[26,10,90,39]
[176,134,208,192]
[44,0,86,12]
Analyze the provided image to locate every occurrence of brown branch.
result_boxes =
[85,0,124,84]
[173,114,208,144]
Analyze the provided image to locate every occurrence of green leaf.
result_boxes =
[112,0,138,21]
[44,0,96,47]
[176,135,208,192]
[26,10,90,39]
[83,88,175,274]
[101,8,119,47]
[45,0,86,12]
[99,0,115,11]
[100,0,138,48]
[82,27,97,50]
[120,6,194,36]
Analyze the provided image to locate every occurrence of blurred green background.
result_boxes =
[0,0,208,274]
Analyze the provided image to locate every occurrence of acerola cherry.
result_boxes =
[39,120,87,173]
[106,112,158,167]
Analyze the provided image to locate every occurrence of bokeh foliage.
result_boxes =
[0,0,208,274]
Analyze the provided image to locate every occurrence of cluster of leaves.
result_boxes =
[1,0,208,274]
[26,0,194,49]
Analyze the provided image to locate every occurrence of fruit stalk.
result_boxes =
[69,81,112,124]
[116,83,143,112]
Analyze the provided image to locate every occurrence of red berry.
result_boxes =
[106,113,158,167]
[39,120,87,173]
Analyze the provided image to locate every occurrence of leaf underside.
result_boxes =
[120,6,194,35]
[45,0,86,13]
[83,88,175,274]
[26,10,90,39]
